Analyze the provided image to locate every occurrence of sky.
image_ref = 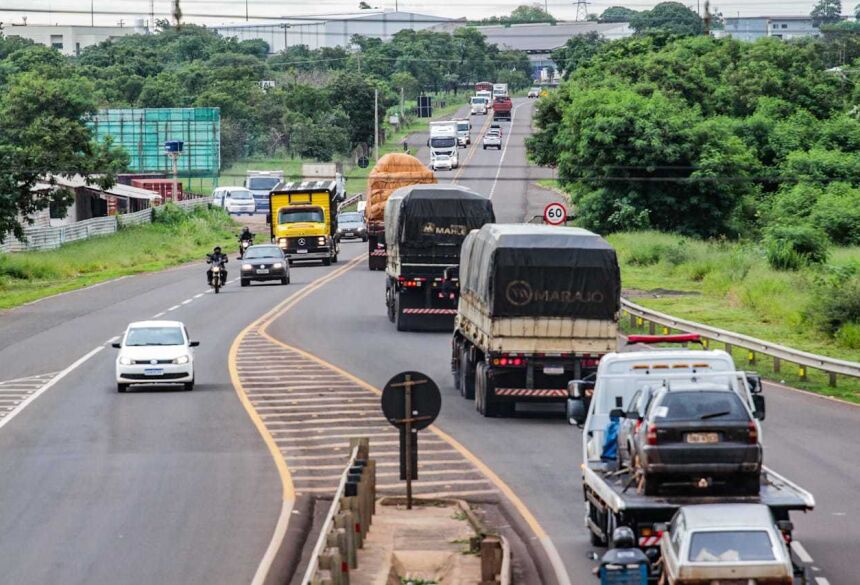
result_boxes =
[0,0,852,29]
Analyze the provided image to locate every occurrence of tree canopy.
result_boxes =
[629,2,704,36]
[599,6,638,23]
[475,4,557,25]
[811,0,843,26]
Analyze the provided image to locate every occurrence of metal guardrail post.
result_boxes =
[336,511,357,569]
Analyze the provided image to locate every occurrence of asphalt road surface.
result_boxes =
[269,100,851,585]
[0,256,341,585]
[0,98,852,585]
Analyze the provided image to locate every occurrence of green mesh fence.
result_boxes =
[88,108,221,178]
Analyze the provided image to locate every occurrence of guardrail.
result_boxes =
[621,298,860,387]
[302,437,376,585]
[337,192,364,212]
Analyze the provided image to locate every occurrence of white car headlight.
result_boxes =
[317,236,326,246]
[278,238,288,248]
[174,355,190,365]
[273,262,283,269]
[119,356,132,365]
[242,263,253,270]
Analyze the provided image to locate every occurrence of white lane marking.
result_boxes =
[194,293,204,299]
[250,501,294,585]
[0,346,103,432]
[181,299,192,305]
[816,578,830,585]
[489,101,528,200]
[105,336,120,345]
[791,541,814,564]
[167,305,180,311]
[152,312,165,318]
[19,276,132,307]
[542,537,573,585]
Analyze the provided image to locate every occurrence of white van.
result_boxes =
[212,187,256,215]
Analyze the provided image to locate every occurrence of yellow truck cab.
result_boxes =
[269,180,343,266]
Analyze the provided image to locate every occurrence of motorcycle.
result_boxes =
[239,238,253,258]
[208,256,228,293]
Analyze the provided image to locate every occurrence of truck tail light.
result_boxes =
[748,421,758,444]
[492,355,524,367]
[646,423,658,446]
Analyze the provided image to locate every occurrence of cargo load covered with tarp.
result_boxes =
[460,224,621,320]
[385,184,495,270]
[365,153,436,225]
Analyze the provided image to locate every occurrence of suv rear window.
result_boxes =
[689,530,775,562]
[654,391,749,422]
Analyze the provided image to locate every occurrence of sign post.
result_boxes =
[543,201,567,226]
[381,371,441,510]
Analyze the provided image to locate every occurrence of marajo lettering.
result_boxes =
[531,290,605,303]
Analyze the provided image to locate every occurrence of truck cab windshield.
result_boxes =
[430,137,456,148]
[247,177,280,191]
[278,207,324,223]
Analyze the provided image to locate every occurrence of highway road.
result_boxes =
[267,99,853,585]
[0,96,854,585]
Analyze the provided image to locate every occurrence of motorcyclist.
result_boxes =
[206,246,228,285]
[238,226,255,257]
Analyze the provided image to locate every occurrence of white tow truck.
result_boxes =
[567,334,816,583]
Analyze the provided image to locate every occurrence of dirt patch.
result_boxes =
[624,288,701,299]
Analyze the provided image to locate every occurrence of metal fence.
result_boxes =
[1,198,211,253]
[622,298,860,387]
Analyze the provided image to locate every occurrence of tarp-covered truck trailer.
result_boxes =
[452,224,621,417]
[365,153,436,271]
[385,184,495,332]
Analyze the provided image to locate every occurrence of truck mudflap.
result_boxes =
[494,388,568,398]
[390,280,459,332]
[368,235,386,271]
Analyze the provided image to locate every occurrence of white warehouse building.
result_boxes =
[1,22,146,56]
[212,10,455,53]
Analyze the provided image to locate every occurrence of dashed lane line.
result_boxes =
[489,101,529,200]
[791,541,815,564]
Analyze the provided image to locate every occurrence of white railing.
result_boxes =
[622,298,860,386]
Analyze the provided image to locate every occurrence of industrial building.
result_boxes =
[212,10,454,53]
[719,16,824,41]
[0,22,146,56]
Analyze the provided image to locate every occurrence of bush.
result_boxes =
[764,224,829,270]
[808,277,860,335]
[810,183,860,245]
[836,322,860,349]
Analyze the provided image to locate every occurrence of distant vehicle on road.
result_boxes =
[660,504,795,585]
[470,96,488,115]
[336,211,368,241]
[475,81,493,94]
[493,96,512,121]
[269,179,343,266]
[245,171,283,214]
[627,384,763,495]
[492,82,509,99]
[482,131,501,150]
[365,153,437,272]
[212,187,256,216]
[430,153,454,171]
[527,87,540,99]
[489,123,503,137]
[113,321,199,393]
[455,119,471,147]
[240,244,289,286]
[385,184,494,331]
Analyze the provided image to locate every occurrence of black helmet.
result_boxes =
[214,246,222,253]
[612,526,636,549]
[242,226,250,233]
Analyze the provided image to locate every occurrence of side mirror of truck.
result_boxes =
[752,394,766,421]
[566,398,587,427]
[265,213,271,225]
[609,408,625,420]
[746,373,762,394]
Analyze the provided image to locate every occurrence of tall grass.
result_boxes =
[0,205,236,309]
[608,231,860,361]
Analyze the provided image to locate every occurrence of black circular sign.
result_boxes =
[381,371,441,430]
[357,156,369,169]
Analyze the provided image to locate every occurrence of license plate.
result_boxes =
[296,249,308,254]
[144,368,163,376]
[686,432,719,444]
[256,269,269,274]
[543,366,565,376]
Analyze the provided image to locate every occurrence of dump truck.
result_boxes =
[365,153,436,271]
[385,185,495,332]
[452,225,621,416]
[492,96,512,122]
[269,179,344,265]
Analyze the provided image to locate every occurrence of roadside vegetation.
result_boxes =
[0,205,235,309]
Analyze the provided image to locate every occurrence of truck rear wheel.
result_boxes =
[459,347,475,400]
[475,362,500,417]
[394,293,407,332]
[386,285,396,323]
[452,340,462,391]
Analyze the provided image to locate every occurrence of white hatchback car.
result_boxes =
[660,504,794,585]
[431,155,454,171]
[113,321,199,393]
[212,187,256,215]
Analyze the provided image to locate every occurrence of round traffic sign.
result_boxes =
[357,156,370,169]
[543,202,567,226]
[381,371,441,430]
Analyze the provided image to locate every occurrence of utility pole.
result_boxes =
[574,0,589,22]
[245,0,249,22]
[280,23,290,51]
[703,0,711,36]
[374,88,379,162]
[90,0,94,26]
[400,86,404,120]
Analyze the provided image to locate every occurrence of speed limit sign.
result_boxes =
[543,202,567,226]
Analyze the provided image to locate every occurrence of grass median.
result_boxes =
[609,231,860,403]
[0,205,237,310]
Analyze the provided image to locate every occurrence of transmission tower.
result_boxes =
[574,0,590,22]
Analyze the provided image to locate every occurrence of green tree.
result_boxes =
[0,72,127,241]
[630,2,704,36]
[477,4,556,25]
[550,32,605,79]
[599,6,638,23]
[811,0,843,26]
